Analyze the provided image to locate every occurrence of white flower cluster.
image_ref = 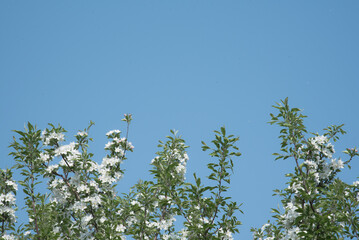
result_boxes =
[302,135,343,184]
[116,224,126,233]
[1,234,16,240]
[253,222,301,240]
[42,129,65,145]
[282,202,300,228]
[139,216,179,239]
[310,135,334,157]
[105,137,133,152]
[39,152,51,163]
[175,151,189,176]
[0,173,17,237]
[48,178,70,205]
[5,180,17,191]
[282,227,301,240]
[54,142,78,156]
[151,145,189,181]
[119,189,195,239]
[46,164,59,174]
[76,131,88,137]
[161,231,190,240]
[0,192,16,224]
[98,156,123,184]
[159,216,176,230]
[55,142,81,168]
[260,223,274,240]
[252,223,275,240]
[106,130,121,136]
[287,182,304,195]
[217,228,234,240]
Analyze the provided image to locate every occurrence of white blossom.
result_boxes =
[0,193,16,205]
[282,202,300,228]
[5,180,18,191]
[330,158,344,171]
[54,142,79,157]
[77,131,88,137]
[46,164,59,174]
[175,164,186,174]
[39,152,51,163]
[42,130,65,145]
[106,130,121,136]
[283,227,301,240]
[81,214,93,226]
[1,234,16,240]
[72,201,87,212]
[116,224,126,233]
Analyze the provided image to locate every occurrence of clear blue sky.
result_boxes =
[1,1,359,239]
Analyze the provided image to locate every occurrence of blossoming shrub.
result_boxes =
[252,98,359,240]
[1,99,358,240]
[2,114,241,240]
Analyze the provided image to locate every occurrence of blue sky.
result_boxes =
[1,1,359,238]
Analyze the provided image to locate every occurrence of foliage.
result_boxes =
[1,99,358,240]
[1,115,241,240]
[252,98,359,240]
